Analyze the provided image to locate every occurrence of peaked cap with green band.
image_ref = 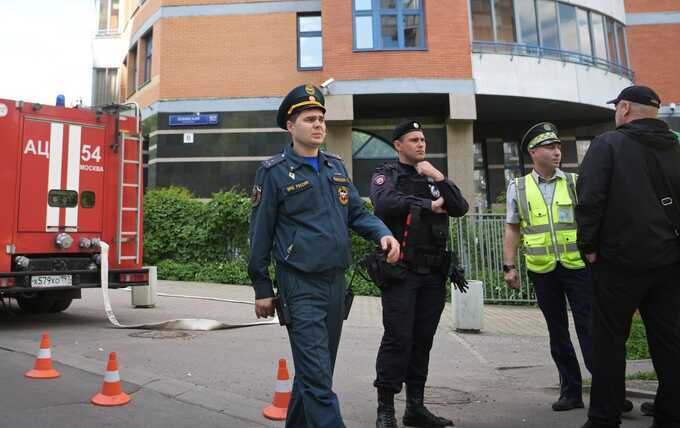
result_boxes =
[521,122,561,152]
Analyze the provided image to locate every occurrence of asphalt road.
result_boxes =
[0,281,656,428]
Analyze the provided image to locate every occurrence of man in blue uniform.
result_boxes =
[248,84,400,428]
[370,121,469,428]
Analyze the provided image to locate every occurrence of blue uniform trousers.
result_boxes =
[277,265,347,428]
[528,264,593,401]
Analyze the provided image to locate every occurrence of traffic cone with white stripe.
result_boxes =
[91,352,131,406]
[263,358,292,420]
[25,332,60,379]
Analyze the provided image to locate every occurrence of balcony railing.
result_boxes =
[472,41,635,81]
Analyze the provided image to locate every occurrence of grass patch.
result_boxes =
[626,371,657,381]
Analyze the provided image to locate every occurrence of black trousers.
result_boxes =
[374,270,446,394]
[528,265,593,401]
[588,261,680,428]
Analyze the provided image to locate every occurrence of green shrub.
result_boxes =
[143,187,250,265]
[146,188,458,300]
[157,259,250,285]
[626,315,650,360]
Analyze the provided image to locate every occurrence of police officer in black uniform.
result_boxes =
[248,84,400,428]
[370,121,469,428]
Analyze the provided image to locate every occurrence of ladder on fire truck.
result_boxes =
[115,103,143,265]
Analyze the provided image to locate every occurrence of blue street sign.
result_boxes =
[169,113,219,126]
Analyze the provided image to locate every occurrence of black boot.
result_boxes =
[377,388,399,428]
[403,385,454,427]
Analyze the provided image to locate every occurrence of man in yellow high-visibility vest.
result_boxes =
[502,123,594,412]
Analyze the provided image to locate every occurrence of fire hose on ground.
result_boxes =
[99,242,278,331]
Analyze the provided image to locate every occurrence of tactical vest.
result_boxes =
[385,163,449,272]
[515,173,585,273]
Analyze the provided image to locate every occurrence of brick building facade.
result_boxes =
[93,0,642,209]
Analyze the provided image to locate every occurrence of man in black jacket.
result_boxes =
[576,85,680,428]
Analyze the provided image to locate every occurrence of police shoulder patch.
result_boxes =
[262,153,286,169]
[373,175,386,186]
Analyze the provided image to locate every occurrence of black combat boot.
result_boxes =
[377,388,399,428]
[403,385,454,427]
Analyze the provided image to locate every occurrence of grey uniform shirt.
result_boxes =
[506,169,567,224]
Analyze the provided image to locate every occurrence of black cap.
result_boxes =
[521,122,561,152]
[392,120,423,142]
[276,84,326,129]
[607,85,661,108]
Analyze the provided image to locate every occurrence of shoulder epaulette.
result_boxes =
[381,161,399,183]
[382,161,397,172]
[321,150,343,161]
[262,153,286,169]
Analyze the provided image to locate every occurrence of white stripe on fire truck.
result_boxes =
[65,125,82,228]
[46,123,64,229]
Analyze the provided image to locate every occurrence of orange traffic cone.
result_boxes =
[25,332,60,379]
[263,358,292,420]
[91,352,131,406]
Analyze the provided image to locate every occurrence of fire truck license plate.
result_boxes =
[31,275,73,288]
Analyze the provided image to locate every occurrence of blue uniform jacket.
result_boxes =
[248,144,392,299]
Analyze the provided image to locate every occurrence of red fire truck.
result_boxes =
[0,98,148,313]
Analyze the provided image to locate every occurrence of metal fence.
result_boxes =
[452,214,537,304]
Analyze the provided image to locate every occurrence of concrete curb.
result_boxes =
[548,385,656,400]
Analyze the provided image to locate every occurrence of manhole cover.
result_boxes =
[129,330,194,339]
[395,386,474,405]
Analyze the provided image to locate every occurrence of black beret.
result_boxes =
[521,122,561,152]
[276,84,326,129]
[392,120,423,141]
[607,85,661,108]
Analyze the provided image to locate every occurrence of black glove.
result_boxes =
[449,266,468,293]
[448,251,468,293]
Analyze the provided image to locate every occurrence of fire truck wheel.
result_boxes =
[49,297,73,313]
[16,295,56,314]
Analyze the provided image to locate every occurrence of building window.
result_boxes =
[503,141,523,187]
[352,131,397,159]
[353,0,426,50]
[493,0,516,42]
[297,14,322,70]
[576,8,592,57]
[92,68,119,106]
[97,0,120,34]
[143,32,153,83]
[473,142,489,211]
[615,22,628,68]
[469,0,632,78]
[557,3,578,53]
[128,45,138,95]
[590,12,608,61]
[516,0,538,45]
[605,17,618,65]
[576,140,591,163]
[537,0,558,50]
[471,0,494,41]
